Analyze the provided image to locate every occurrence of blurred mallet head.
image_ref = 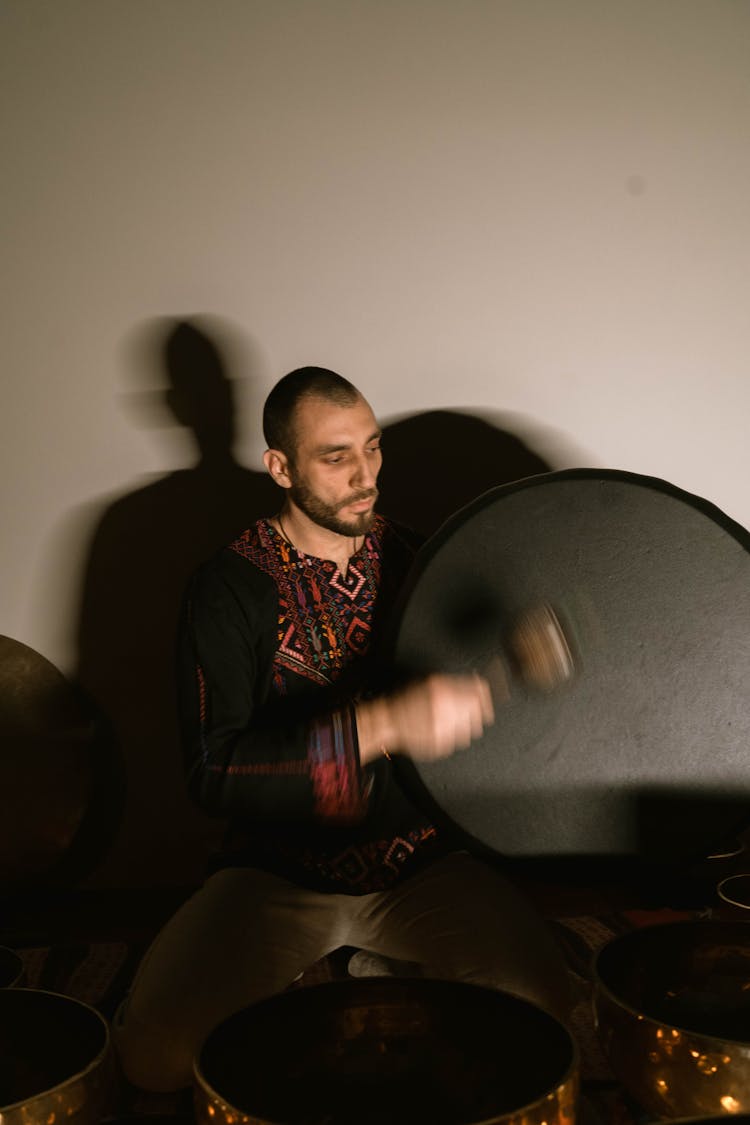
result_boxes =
[509,602,576,691]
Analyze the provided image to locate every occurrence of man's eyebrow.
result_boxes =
[315,442,351,455]
[314,430,382,456]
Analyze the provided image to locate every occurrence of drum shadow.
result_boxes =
[378,409,552,538]
[392,763,750,903]
[72,318,278,885]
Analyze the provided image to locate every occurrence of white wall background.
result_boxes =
[3,0,749,884]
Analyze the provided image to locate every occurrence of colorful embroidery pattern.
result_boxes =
[230,518,386,690]
[227,518,388,820]
[276,825,440,891]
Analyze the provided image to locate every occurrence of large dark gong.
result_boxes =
[390,469,750,861]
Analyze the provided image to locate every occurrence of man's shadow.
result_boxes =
[74,318,278,885]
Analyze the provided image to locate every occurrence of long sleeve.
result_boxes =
[177,551,369,826]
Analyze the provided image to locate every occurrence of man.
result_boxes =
[114,367,570,1092]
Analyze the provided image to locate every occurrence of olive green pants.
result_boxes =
[113,851,570,1092]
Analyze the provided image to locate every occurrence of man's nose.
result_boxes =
[351,454,377,489]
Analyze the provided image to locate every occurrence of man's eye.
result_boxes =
[325,456,343,465]
[366,445,381,455]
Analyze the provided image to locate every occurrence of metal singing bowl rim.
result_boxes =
[593,919,750,1044]
[194,978,580,1125]
[717,874,750,911]
[0,987,111,1112]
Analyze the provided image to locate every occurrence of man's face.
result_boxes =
[286,394,382,537]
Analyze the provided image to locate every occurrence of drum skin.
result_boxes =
[389,469,750,860]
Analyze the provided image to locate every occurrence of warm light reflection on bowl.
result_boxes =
[594,920,750,1119]
[0,988,113,1125]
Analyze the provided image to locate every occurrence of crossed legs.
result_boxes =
[114,853,570,1092]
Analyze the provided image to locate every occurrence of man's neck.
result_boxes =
[276,504,365,573]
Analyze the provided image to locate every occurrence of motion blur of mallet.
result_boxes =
[508,602,576,692]
[480,601,576,704]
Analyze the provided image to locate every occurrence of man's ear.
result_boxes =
[263,448,293,489]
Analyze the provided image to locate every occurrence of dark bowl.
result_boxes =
[194,978,578,1125]
[594,919,750,1118]
[0,987,114,1124]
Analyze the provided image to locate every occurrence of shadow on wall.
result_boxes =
[378,411,551,538]
[72,325,553,888]
[74,318,278,887]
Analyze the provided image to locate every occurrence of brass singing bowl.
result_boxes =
[194,978,579,1125]
[0,987,114,1124]
[593,920,750,1119]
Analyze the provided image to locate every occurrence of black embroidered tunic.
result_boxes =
[177,516,447,894]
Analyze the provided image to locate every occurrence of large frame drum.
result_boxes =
[389,470,750,861]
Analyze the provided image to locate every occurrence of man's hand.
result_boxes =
[357,673,494,764]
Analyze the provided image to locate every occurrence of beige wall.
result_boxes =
[3,0,750,884]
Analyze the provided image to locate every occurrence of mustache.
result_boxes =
[338,488,378,509]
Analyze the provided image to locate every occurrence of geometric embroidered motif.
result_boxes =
[229,518,386,690]
[329,565,366,600]
[277,824,439,890]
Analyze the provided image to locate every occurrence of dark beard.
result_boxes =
[289,482,378,538]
